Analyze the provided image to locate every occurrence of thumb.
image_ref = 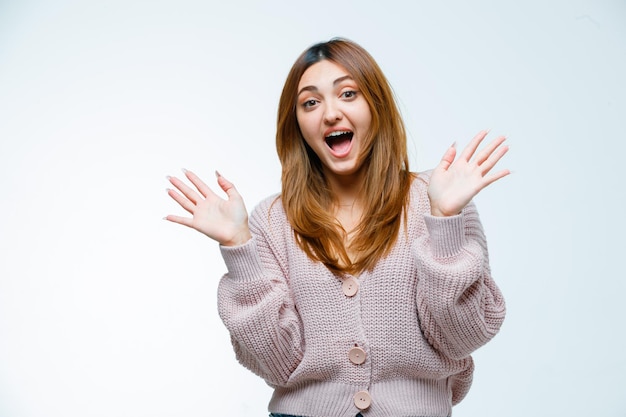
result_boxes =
[437,142,457,171]
[215,171,241,200]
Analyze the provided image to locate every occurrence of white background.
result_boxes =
[1,1,625,416]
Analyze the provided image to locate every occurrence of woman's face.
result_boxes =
[296,60,372,183]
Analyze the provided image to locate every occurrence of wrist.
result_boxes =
[221,229,252,247]
[430,204,461,217]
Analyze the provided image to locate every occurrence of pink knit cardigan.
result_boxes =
[217,173,505,417]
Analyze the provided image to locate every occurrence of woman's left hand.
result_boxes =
[428,130,510,217]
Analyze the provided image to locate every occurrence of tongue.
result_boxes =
[328,136,351,154]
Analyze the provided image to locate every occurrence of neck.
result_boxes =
[324,167,366,207]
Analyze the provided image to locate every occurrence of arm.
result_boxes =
[217,202,304,386]
[165,171,303,385]
[414,202,505,359]
[415,130,509,359]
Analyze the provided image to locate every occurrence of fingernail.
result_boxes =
[166,175,171,180]
[215,170,221,178]
[451,141,457,148]
[182,168,188,174]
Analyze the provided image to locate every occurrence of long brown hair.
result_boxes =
[276,38,412,275]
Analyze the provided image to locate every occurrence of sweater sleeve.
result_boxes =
[414,201,505,360]
[217,199,304,386]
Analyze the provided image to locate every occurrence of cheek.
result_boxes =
[296,113,315,139]
[361,104,373,127]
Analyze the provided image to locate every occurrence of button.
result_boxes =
[348,346,366,365]
[342,277,358,297]
[353,390,371,410]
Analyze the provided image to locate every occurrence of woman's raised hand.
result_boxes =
[428,130,510,217]
[165,170,251,246]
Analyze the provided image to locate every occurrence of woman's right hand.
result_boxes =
[165,169,251,247]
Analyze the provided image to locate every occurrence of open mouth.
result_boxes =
[325,130,353,153]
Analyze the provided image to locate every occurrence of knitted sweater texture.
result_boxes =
[217,173,505,417]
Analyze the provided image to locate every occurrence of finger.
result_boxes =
[183,169,217,199]
[482,168,511,189]
[474,135,507,166]
[216,171,242,200]
[479,142,509,175]
[168,174,203,204]
[166,188,195,214]
[437,143,457,171]
[164,214,194,228]
[459,129,489,162]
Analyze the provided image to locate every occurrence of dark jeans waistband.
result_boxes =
[270,414,364,417]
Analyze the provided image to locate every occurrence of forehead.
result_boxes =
[297,60,352,90]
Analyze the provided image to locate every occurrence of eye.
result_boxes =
[341,90,358,99]
[301,99,318,109]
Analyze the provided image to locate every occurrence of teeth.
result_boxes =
[327,131,351,137]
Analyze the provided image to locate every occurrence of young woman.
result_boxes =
[166,38,509,417]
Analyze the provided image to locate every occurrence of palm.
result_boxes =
[166,170,251,246]
[428,130,510,217]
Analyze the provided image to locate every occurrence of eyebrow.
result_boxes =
[297,75,354,96]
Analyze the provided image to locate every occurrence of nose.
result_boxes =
[323,101,343,124]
